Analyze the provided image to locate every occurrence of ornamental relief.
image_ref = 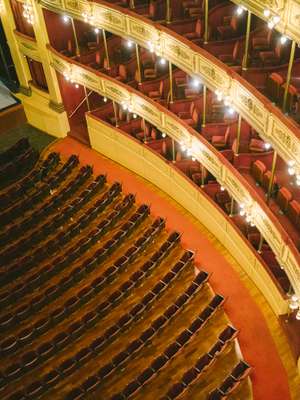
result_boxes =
[239,92,265,126]
[103,83,127,102]
[272,124,299,158]
[65,0,79,12]
[101,10,123,29]
[224,174,247,199]
[199,63,226,88]
[129,21,154,42]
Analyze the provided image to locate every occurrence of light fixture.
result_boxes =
[264,142,271,150]
[263,9,271,18]
[224,96,231,106]
[94,28,99,34]
[288,166,295,176]
[63,15,69,23]
[289,294,299,310]
[228,107,235,115]
[159,58,166,65]
[273,15,280,24]
[268,20,275,29]
[0,0,4,13]
[122,102,128,110]
[220,186,225,191]
[236,5,246,15]
[75,84,79,89]
[296,310,300,320]
[192,78,200,88]
[126,40,133,48]
[192,156,196,162]
[133,113,137,119]
[148,41,155,53]
[280,36,288,44]
[162,132,166,138]
[23,0,34,25]
[103,97,107,102]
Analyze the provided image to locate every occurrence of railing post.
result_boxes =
[266,150,277,205]
[71,18,80,56]
[135,43,142,85]
[204,0,209,44]
[113,101,119,127]
[235,114,242,155]
[282,40,296,114]
[202,84,207,128]
[169,61,173,103]
[102,29,110,70]
[242,10,251,70]
[166,0,171,24]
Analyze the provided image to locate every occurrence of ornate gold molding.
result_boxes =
[48,45,300,297]
[87,113,288,315]
[38,0,300,172]
[14,30,41,62]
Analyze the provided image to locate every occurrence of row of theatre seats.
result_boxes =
[251,160,300,230]
[0,139,251,400]
[0,138,39,189]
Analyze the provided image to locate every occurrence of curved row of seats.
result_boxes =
[0,138,39,189]
[0,145,250,400]
[0,151,60,211]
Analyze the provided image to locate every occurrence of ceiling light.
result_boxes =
[263,9,271,17]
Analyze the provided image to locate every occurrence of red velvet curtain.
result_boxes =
[27,58,48,91]
[10,0,35,38]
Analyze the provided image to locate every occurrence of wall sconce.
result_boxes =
[126,40,134,49]
[23,0,34,25]
[264,142,271,150]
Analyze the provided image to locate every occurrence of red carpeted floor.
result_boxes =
[53,136,291,400]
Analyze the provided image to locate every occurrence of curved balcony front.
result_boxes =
[39,0,300,173]
[47,44,300,305]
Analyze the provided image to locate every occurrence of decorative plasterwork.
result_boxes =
[48,46,300,297]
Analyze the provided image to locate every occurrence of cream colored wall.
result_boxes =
[16,86,69,137]
[87,114,288,316]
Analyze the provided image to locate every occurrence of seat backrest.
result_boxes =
[190,101,195,114]
[119,64,127,79]
[195,19,202,36]
[159,80,164,96]
[230,16,239,31]
[224,126,230,143]
[274,43,283,59]
[149,2,156,17]
[270,72,284,85]
[232,41,239,60]
[192,108,199,123]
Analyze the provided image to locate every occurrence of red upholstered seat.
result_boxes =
[249,138,266,153]
[267,72,285,103]
[262,170,278,193]
[211,127,230,149]
[115,65,127,82]
[287,200,300,228]
[219,41,240,66]
[259,43,283,66]
[183,19,202,41]
[276,187,292,213]
[252,29,273,51]
[217,16,239,40]
[148,80,164,100]
[178,102,195,120]
[251,160,266,185]
[143,1,157,19]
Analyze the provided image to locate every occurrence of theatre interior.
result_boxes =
[0,0,300,398]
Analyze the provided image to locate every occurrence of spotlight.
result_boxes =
[236,6,243,15]
[280,36,288,44]
[192,79,200,88]
[288,167,295,176]
[268,21,275,29]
